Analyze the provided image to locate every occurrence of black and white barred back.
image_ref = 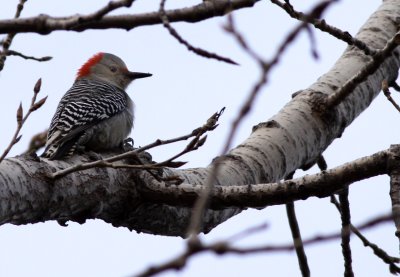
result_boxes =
[42,79,132,159]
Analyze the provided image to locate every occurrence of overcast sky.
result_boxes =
[0,0,397,276]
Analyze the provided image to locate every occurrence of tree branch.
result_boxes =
[330,196,400,274]
[286,201,310,277]
[0,0,260,35]
[0,0,28,71]
[0,0,399,237]
[270,0,377,56]
[135,212,394,277]
[326,31,400,107]
[339,189,354,277]
[0,79,46,163]
[139,148,390,208]
[158,0,238,65]
[2,50,52,62]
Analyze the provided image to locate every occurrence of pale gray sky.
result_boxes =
[0,1,396,276]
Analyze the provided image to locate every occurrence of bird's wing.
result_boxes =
[42,80,128,159]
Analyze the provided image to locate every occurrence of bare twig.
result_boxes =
[134,212,394,277]
[79,0,134,22]
[326,32,400,108]
[382,79,400,112]
[321,153,399,274]
[270,0,377,56]
[51,108,225,179]
[66,0,136,30]
[284,172,310,277]
[0,79,46,163]
[0,0,27,71]
[390,151,400,247]
[330,196,400,274]
[286,202,310,277]
[316,157,354,276]
[2,50,52,62]
[159,0,237,65]
[227,222,269,242]
[339,189,354,277]
[0,0,260,35]
[305,25,319,59]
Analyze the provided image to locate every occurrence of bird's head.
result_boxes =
[76,52,152,90]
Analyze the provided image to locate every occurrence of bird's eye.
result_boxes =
[110,66,117,72]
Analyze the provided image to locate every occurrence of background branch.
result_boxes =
[159,0,237,65]
[0,0,27,71]
[135,212,394,277]
[270,0,377,56]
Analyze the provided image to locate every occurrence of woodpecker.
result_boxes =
[41,52,152,160]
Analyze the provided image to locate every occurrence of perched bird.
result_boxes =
[41,52,152,160]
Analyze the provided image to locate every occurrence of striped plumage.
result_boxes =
[41,53,151,160]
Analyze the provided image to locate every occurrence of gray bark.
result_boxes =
[0,0,399,237]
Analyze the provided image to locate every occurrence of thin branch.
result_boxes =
[382,79,400,113]
[0,0,28,71]
[0,79,46,163]
[326,32,400,108]
[226,222,269,242]
[270,0,377,56]
[0,0,260,35]
[74,0,135,24]
[286,202,310,277]
[134,212,393,277]
[330,196,400,274]
[339,189,354,277]
[284,172,310,277]
[389,150,400,246]
[51,108,225,179]
[3,50,52,62]
[158,0,237,65]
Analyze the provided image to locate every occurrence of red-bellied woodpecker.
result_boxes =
[41,52,152,160]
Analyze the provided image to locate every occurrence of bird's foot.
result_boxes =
[86,151,103,161]
[122,137,134,152]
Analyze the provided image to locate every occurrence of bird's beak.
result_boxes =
[127,71,152,80]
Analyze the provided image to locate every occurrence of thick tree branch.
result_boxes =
[0,0,399,237]
[0,144,393,237]
[140,148,390,208]
[0,0,260,35]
